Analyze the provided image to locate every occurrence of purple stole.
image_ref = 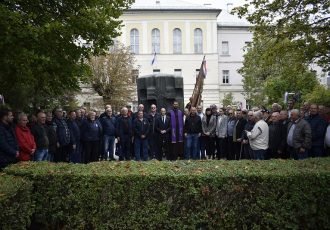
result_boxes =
[170,109,183,143]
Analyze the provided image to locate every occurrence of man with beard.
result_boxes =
[0,108,19,168]
[168,101,184,160]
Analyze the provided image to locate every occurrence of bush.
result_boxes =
[0,174,34,229]
[4,159,330,229]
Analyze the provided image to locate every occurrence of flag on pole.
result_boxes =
[151,51,157,66]
[202,57,207,77]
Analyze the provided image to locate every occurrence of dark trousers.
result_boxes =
[216,137,226,159]
[83,141,100,163]
[148,133,158,159]
[201,136,216,159]
[70,142,82,163]
[120,137,131,161]
[233,141,242,160]
[242,144,253,159]
[168,142,183,161]
[309,146,324,158]
[55,145,71,162]
[287,146,308,160]
[325,146,330,157]
[157,135,168,161]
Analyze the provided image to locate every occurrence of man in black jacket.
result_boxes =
[0,108,18,169]
[31,111,49,161]
[233,109,247,160]
[268,112,286,159]
[155,108,171,160]
[147,104,160,159]
[134,111,150,161]
[184,107,202,160]
[53,107,71,162]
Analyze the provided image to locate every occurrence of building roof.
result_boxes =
[217,9,251,27]
[128,0,221,14]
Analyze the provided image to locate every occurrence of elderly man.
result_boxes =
[156,108,171,160]
[246,111,269,160]
[116,107,133,161]
[215,108,228,159]
[287,109,312,160]
[306,104,327,157]
[241,111,255,159]
[268,112,286,159]
[15,113,36,161]
[147,104,160,159]
[53,107,71,162]
[100,107,116,161]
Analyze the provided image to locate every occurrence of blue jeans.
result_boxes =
[185,134,199,160]
[134,138,148,161]
[253,149,266,160]
[103,135,115,160]
[34,149,48,161]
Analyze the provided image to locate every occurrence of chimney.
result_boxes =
[227,3,233,13]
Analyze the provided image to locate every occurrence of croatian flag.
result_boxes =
[151,51,157,66]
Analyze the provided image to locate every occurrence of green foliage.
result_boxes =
[222,92,237,107]
[304,85,330,106]
[4,159,330,229]
[0,174,34,230]
[0,0,133,110]
[234,0,330,71]
[239,36,320,107]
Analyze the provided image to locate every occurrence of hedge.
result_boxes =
[4,159,330,229]
[0,174,34,230]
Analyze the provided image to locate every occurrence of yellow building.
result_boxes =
[119,0,221,110]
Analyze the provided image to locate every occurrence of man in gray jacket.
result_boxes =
[215,108,228,159]
[287,109,312,160]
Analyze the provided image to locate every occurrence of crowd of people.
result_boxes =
[0,99,330,168]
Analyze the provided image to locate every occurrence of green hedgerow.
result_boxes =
[0,174,34,230]
[4,159,330,229]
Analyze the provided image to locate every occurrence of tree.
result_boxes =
[234,0,330,70]
[304,85,330,106]
[89,44,136,112]
[0,0,133,110]
[222,92,236,107]
[239,35,320,107]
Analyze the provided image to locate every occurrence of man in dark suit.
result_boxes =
[156,108,171,160]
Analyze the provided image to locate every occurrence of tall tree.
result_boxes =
[89,44,136,112]
[234,0,330,70]
[239,35,320,107]
[0,0,133,110]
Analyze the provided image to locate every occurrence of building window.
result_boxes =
[221,41,229,55]
[153,69,160,73]
[130,29,139,54]
[194,28,203,54]
[131,69,139,83]
[222,70,229,84]
[173,28,182,54]
[151,28,160,53]
[174,69,182,75]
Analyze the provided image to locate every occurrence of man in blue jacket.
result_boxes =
[0,108,18,169]
[134,111,150,161]
[306,104,327,157]
[53,107,71,162]
[67,111,81,163]
[100,108,116,161]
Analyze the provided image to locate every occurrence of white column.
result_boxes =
[121,23,126,45]
[206,21,212,54]
[142,21,148,54]
[185,21,190,53]
[213,21,218,54]
[164,21,169,54]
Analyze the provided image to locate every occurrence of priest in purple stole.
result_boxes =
[168,101,184,160]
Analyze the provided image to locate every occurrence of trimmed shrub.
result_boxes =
[4,159,330,229]
[0,174,34,229]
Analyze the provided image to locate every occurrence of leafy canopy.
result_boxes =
[0,0,133,110]
[234,0,330,71]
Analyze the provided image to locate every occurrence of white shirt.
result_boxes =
[325,124,330,147]
[247,119,269,150]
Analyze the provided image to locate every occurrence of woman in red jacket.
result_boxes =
[15,113,36,161]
